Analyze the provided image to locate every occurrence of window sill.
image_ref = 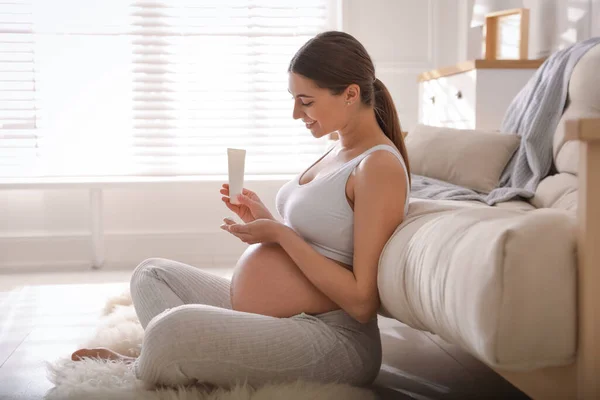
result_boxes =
[0,174,294,190]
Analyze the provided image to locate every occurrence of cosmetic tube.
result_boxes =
[227,148,246,205]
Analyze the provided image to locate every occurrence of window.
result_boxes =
[0,0,338,178]
[0,0,37,177]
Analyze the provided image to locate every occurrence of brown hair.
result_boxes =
[288,31,411,183]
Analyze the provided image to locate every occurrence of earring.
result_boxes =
[346,101,351,105]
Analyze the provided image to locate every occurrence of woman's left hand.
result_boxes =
[220,217,287,244]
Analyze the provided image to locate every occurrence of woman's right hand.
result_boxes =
[220,184,274,223]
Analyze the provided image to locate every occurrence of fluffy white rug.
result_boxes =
[45,291,377,400]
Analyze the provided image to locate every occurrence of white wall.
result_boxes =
[343,0,461,133]
[551,0,596,51]
[594,0,600,36]
[465,0,600,59]
[524,0,558,58]
[0,1,465,273]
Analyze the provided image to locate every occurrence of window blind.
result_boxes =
[0,0,38,177]
[0,0,336,178]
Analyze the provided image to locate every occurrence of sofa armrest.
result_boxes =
[565,118,600,397]
[566,118,600,142]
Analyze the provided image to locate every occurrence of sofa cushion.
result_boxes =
[493,199,536,211]
[378,200,577,370]
[553,42,600,175]
[405,124,520,193]
[532,173,578,211]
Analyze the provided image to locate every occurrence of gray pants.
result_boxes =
[129,258,382,388]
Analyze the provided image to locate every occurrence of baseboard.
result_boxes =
[0,231,246,273]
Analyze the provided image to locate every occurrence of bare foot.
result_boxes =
[71,347,137,363]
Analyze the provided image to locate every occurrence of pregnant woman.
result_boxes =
[72,31,411,389]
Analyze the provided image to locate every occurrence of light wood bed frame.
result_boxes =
[493,118,600,400]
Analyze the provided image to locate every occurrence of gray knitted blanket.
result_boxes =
[410,37,600,205]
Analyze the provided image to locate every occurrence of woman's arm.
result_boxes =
[277,151,407,323]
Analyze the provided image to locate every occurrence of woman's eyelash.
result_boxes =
[291,97,313,106]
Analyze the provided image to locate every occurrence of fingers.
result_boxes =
[221,184,255,197]
[221,192,246,204]
[221,217,243,230]
[227,220,248,233]
[220,218,248,233]
[221,195,239,206]
[220,219,253,243]
[220,223,232,233]
[220,219,233,231]
[222,197,241,214]
[236,193,254,205]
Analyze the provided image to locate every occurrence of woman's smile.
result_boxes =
[304,119,316,129]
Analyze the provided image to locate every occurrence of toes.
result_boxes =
[70,347,128,362]
[71,348,100,361]
[71,349,86,361]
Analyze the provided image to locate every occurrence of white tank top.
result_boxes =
[275,143,410,267]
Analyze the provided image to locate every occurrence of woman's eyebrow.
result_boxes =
[287,89,314,98]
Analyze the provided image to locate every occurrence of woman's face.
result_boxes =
[288,72,349,138]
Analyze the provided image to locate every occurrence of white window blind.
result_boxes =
[0,0,336,178]
[0,0,37,177]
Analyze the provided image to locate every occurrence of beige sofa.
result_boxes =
[377,44,600,399]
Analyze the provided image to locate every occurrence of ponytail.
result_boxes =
[373,78,411,185]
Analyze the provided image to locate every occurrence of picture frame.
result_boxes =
[483,8,530,60]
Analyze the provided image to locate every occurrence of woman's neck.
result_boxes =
[336,107,386,150]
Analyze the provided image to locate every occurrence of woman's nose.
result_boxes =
[292,103,302,120]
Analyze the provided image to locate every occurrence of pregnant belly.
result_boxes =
[230,243,341,318]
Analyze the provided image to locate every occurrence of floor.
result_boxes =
[0,269,530,400]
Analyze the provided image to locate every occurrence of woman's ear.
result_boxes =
[344,84,360,105]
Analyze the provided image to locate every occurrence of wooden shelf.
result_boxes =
[417,59,545,82]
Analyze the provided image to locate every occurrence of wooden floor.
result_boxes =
[0,269,529,400]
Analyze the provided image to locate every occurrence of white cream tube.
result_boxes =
[227,148,246,205]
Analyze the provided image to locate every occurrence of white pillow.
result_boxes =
[406,124,520,193]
